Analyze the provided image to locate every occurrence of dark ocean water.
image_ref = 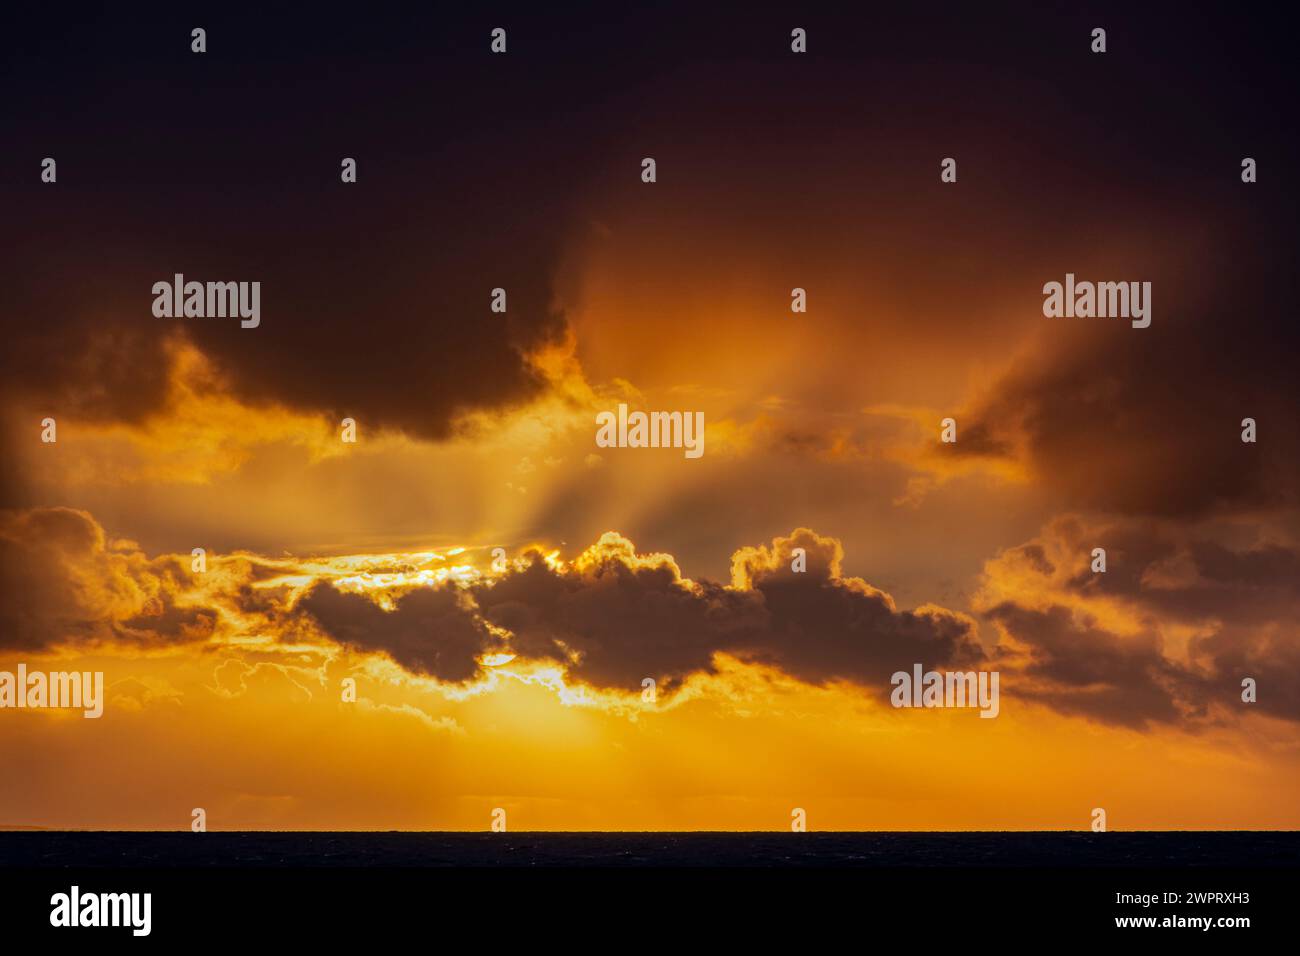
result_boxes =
[2,831,1296,867]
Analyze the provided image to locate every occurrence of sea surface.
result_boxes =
[2,831,1296,867]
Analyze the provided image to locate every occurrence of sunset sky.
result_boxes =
[2,5,1298,831]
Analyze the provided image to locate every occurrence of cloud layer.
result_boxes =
[9,508,1293,732]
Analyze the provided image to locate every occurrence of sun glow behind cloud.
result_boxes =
[3,503,1299,831]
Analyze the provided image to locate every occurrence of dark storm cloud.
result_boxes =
[962,336,1298,517]
[470,545,769,692]
[1023,516,1300,630]
[984,602,1202,729]
[0,507,215,649]
[471,529,987,694]
[297,581,501,685]
[1194,624,1300,728]
[2,6,616,455]
[949,191,1300,516]
[979,515,1300,726]
[293,528,986,697]
[716,529,987,689]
